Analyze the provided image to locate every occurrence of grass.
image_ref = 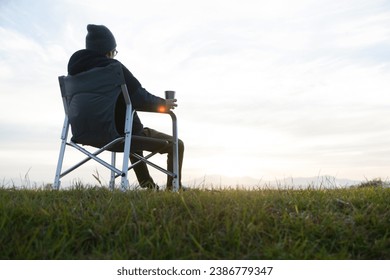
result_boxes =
[0,182,389,259]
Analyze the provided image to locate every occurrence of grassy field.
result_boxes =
[0,182,389,259]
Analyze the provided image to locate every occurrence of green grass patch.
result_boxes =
[0,185,389,259]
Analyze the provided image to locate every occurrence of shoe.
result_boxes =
[140,180,159,191]
[165,185,188,191]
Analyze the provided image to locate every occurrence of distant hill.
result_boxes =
[184,174,361,189]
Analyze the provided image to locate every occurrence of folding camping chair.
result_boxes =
[53,62,180,191]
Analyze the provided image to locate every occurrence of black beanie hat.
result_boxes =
[86,24,117,54]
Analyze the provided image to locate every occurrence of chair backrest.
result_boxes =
[58,62,128,148]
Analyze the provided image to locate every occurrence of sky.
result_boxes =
[1,0,390,187]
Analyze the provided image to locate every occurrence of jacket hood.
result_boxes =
[68,49,114,75]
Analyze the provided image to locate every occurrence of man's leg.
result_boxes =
[130,150,157,189]
[143,127,184,189]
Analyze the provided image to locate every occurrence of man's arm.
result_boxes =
[121,64,176,112]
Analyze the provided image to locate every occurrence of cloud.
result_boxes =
[1,0,390,185]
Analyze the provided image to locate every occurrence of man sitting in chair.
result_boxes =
[67,24,184,191]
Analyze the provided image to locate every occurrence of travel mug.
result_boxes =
[165,90,175,99]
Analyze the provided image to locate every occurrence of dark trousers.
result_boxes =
[130,127,184,188]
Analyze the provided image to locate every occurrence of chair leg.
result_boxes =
[53,139,66,190]
[53,116,69,190]
[121,137,130,191]
[170,112,180,191]
[121,104,133,191]
[109,152,116,190]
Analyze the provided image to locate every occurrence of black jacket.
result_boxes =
[67,49,166,135]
